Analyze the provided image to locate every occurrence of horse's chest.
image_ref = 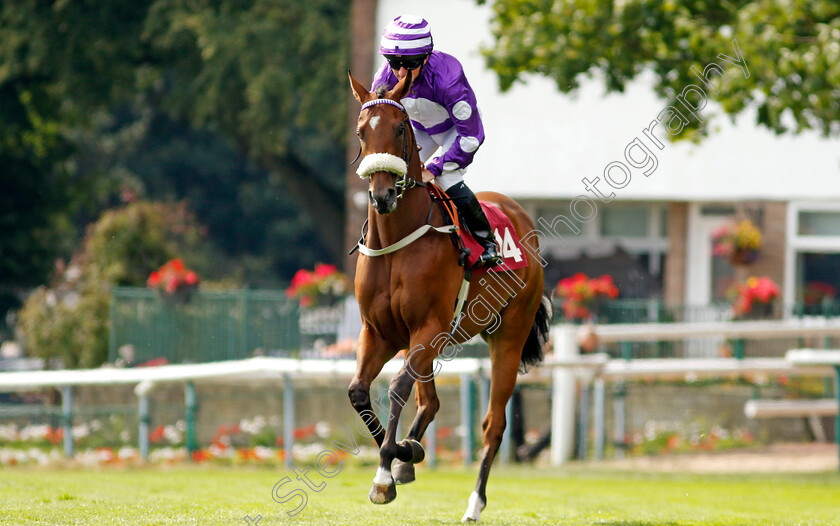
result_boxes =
[362,284,406,322]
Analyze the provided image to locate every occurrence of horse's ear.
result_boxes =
[348,71,373,104]
[387,70,412,102]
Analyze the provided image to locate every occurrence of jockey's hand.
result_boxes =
[421,169,435,183]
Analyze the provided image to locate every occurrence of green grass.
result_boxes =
[1,464,838,525]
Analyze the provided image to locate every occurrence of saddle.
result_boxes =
[426,185,528,275]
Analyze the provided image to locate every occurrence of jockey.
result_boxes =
[372,15,501,268]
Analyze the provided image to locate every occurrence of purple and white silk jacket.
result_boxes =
[371,51,485,178]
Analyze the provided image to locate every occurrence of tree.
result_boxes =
[68,102,332,285]
[481,0,840,139]
[0,83,74,290]
[0,0,350,264]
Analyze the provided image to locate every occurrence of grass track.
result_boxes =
[1,465,838,525]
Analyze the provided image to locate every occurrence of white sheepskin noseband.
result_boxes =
[356,153,407,179]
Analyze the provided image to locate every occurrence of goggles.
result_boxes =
[385,54,427,71]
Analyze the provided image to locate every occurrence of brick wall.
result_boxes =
[664,202,689,305]
[737,201,787,305]
[344,0,379,276]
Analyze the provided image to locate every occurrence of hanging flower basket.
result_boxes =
[147,258,200,306]
[712,219,763,266]
[730,247,760,266]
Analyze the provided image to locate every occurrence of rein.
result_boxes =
[351,184,466,258]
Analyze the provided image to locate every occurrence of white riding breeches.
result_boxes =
[415,127,465,192]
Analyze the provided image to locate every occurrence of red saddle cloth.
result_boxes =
[462,202,529,274]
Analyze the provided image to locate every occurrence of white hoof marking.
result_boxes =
[373,467,393,486]
[460,491,485,522]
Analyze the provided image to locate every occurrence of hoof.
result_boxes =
[392,459,415,485]
[398,438,425,464]
[368,481,397,504]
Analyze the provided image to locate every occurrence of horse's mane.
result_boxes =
[374,85,388,98]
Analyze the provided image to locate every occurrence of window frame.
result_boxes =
[785,202,840,314]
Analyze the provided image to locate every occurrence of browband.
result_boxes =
[361,98,406,113]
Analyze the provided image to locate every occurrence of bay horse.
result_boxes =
[348,71,551,523]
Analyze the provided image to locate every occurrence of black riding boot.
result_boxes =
[445,182,502,268]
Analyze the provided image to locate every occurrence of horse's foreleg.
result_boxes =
[393,376,439,485]
[348,327,391,447]
[370,338,437,504]
[461,350,520,523]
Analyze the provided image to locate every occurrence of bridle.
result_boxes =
[355,98,424,200]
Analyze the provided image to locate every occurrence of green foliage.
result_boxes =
[0,83,75,289]
[86,105,333,284]
[249,428,277,448]
[484,0,840,139]
[0,0,351,295]
[17,201,209,368]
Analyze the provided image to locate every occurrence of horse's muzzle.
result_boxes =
[369,188,397,215]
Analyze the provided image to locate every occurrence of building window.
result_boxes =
[600,207,649,237]
[796,252,840,311]
[786,204,840,315]
[798,211,840,236]
[530,201,669,298]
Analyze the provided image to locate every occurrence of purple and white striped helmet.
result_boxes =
[379,15,433,56]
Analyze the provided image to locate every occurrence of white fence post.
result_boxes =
[593,377,606,460]
[283,373,294,469]
[62,385,74,458]
[550,326,578,466]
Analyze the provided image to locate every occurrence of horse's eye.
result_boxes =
[355,128,360,137]
[397,123,405,136]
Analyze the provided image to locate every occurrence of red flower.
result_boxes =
[286,263,350,306]
[730,276,780,317]
[314,264,338,278]
[555,273,619,321]
[147,258,200,295]
[293,424,316,440]
[149,425,165,443]
[147,271,161,288]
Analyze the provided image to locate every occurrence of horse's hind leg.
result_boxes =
[393,375,439,484]
[461,340,523,522]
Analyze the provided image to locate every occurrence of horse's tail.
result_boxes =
[520,295,552,373]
